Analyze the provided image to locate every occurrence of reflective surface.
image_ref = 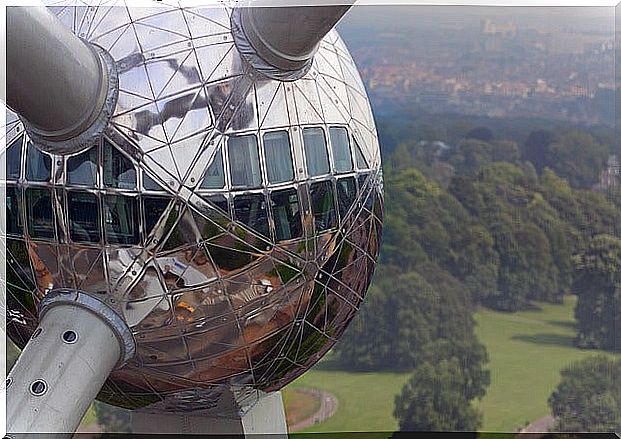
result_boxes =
[2,1,383,413]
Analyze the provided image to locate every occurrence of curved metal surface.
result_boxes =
[6,6,118,155]
[40,289,136,366]
[232,3,354,77]
[3,1,383,414]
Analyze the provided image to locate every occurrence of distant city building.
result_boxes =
[481,19,517,38]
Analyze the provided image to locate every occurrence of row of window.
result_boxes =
[5,173,370,245]
[5,137,139,189]
[207,126,369,190]
[4,126,369,191]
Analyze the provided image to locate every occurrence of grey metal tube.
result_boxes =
[233,2,354,75]
[6,6,117,154]
[6,304,122,436]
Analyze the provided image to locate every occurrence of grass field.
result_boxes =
[283,295,617,433]
[284,367,410,433]
[474,295,616,431]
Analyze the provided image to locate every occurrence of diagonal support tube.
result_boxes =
[6,6,118,155]
[232,1,355,79]
[7,290,135,436]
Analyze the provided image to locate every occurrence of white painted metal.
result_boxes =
[131,391,288,437]
[6,304,122,435]
[6,6,117,155]
[235,3,354,72]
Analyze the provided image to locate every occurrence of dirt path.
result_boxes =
[288,388,339,432]
[516,415,556,437]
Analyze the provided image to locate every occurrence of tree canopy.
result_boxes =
[394,359,484,432]
[333,118,619,432]
[549,356,621,432]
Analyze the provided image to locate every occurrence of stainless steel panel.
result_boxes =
[4,0,383,414]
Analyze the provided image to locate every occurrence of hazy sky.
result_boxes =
[339,5,614,33]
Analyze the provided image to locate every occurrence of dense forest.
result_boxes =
[6,112,619,432]
[334,115,621,429]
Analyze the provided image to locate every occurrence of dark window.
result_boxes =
[103,140,136,189]
[6,136,22,180]
[143,196,171,237]
[26,142,52,182]
[329,127,353,173]
[353,137,369,169]
[364,186,375,211]
[264,131,294,184]
[357,173,368,191]
[310,181,337,232]
[200,149,225,189]
[67,147,98,186]
[143,173,166,191]
[271,188,302,242]
[336,177,357,220]
[6,186,22,236]
[26,188,54,239]
[207,194,228,213]
[68,192,100,243]
[234,194,270,238]
[228,135,261,188]
[104,195,139,245]
[303,127,330,177]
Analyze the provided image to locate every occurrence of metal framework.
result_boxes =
[3,1,383,435]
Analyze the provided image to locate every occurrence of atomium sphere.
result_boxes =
[3,2,383,412]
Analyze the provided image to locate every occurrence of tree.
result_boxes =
[335,269,441,371]
[394,359,484,431]
[523,129,556,172]
[447,139,495,176]
[522,129,609,188]
[465,126,494,143]
[548,130,608,188]
[420,338,490,403]
[572,234,621,351]
[549,356,621,432]
[452,224,499,304]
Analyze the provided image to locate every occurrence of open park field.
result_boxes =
[283,295,617,433]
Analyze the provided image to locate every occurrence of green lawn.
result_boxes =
[285,367,410,433]
[474,295,616,432]
[284,295,618,433]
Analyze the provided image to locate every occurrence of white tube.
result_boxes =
[6,6,117,155]
[6,304,122,436]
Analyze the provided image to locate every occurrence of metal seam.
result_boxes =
[230,8,313,82]
[38,289,136,368]
[21,44,119,155]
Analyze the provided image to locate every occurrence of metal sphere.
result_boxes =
[3,2,383,412]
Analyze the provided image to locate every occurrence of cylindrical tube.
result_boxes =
[236,3,354,72]
[6,304,122,436]
[6,6,115,154]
